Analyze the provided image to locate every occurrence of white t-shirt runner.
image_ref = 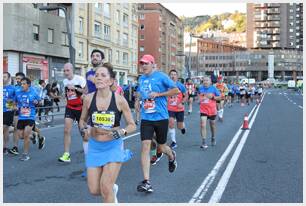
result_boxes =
[63,75,86,110]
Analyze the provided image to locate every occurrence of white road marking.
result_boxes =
[189,95,263,203]
[293,102,297,105]
[279,92,282,95]
[298,105,303,109]
[209,94,264,203]
[122,132,140,140]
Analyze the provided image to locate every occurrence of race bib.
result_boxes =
[92,111,115,130]
[143,99,156,113]
[6,100,14,111]
[200,95,209,104]
[169,96,178,106]
[20,107,31,117]
[67,91,77,100]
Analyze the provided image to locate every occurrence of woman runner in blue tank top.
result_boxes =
[79,63,136,203]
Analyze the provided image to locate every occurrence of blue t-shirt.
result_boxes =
[176,81,187,94]
[198,85,221,97]
[227,84,234,94]
[86,69,96,93]
[3,85,15,112]
[138,71,177,121]
[15,89,41,120]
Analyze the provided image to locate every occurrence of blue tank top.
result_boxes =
[86,69,96,93]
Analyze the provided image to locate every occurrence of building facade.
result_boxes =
[138,3,184,75]
[3,3,69,84]
[247,3,303,50]
[73,3,138,85]
[186,49,303,81]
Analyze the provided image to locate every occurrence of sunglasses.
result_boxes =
[140,62,150,65]
[67,89,75,92]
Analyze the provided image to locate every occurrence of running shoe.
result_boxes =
[58,152,71,162]
[211,137,216,146]
[31,133,37,144]
[9,146,19,155]
[3,147,9,155]
[181,128,186,134]
[170,141,177,149]
[81,170,87,177]
[200,139,208,149]
[150,152,163,165]
[137,180,153,193]
[168,150,177,173]
[20,153,30,161]
[38,136,46,150]
[113,184,119,203]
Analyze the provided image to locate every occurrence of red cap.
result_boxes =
[140,54,155,64]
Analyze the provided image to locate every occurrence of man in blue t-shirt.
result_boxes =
[14,77,41,161]
[136,54,179,193]
[3,72,16,154]
[85,49,105,94]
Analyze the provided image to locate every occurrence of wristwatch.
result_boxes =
[121,128,127,136]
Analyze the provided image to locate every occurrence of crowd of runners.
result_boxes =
[3,50,264,203]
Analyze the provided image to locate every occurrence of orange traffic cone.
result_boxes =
[241,113,249,130]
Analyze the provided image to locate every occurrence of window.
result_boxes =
[139,13,145,19]
[123,3,129,9]
[116,50,120,63]
[33,25,39,41]
[108,49,112,63]
[116,30,120,44]
[123,52,128,64]
[103,3,110,18]
[79,42,84,58]
[95,3,101,8]
[123,33,128,46]
[56,7,65,17]
[140,24,145,30]
[123,13,128,27]
[116,10,120,24]
[94,21,101,37]
[79,17,84,34]
[104,25,110,37]
[62,32,68,46]
[140,46,144,52]
[48,29,53,43]
[140,35,144,40]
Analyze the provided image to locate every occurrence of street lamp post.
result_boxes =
[39,5,75,67]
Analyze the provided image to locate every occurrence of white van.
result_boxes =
[240,78,256,85]
[287,80,296,88]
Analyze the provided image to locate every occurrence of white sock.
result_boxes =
[220,109,224,118]
[169,128,176,143]
[83,141,88,155]
[217,110,222,118]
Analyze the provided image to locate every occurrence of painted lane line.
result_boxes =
[189,98,260,203]
[209,94,264,203]
[298,105,303,109]
[293,102,297,105]
[122,132,140,140]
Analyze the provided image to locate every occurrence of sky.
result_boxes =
[162,3,247,17]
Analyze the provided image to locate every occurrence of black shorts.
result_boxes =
[65,107,82,123]
[200,113,216,121]
[188,94,196,99]
[228,93,234,98]
[140,119,169,144]
[17,119,35,130]
[3,111,14,126]
[168,111,184,122]
[240,94,245,98]
[246,94,251,98]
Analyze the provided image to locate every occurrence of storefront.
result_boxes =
[23,54,48,85]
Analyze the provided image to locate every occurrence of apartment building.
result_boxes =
[247,3,303,50]
[138,3,184,75]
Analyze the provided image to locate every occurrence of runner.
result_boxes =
[167,69,187,149]
[198,76,221,148]
[134,75,141,125]
[185,78,196,114]
[227,80,234,107]
[3,72,15,154]
[14,77,41,161]
[239,83,246,106]
[79,63,136,203]
[136,54,179,193]
[215,76,228,122]
[111,79,124,96]
[9,72,25,155]
[58,63,87,163]
[85,49,105,94]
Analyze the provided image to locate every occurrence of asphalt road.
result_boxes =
[3,88,303,203]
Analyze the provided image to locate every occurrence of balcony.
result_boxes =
[273,28,280,34]
[267,3,281,7]
[267,8,280,14]
[272,35,280,41]
[268,22,280,28]
[267,15,280,21]
[272,42,281,47]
